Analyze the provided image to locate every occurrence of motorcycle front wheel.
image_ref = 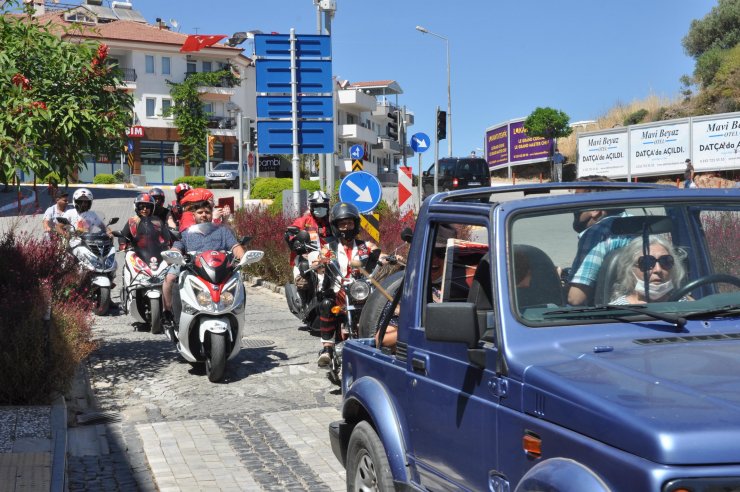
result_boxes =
[149,298,162,334]
[93,286,111,316]
[206,332,227,382]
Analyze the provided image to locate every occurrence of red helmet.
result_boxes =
[174,183,192,198]
[180,188,214,206]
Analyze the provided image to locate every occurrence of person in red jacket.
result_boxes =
[285,190,331,269]
[167,183,191,229]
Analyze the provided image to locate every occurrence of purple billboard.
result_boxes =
[509,120,553,163]
[485,124,508,167]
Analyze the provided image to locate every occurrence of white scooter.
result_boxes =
[56,215,119,315]
[113,233,169,334]
[162,232,263,382]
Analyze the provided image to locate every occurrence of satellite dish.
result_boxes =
[170,19,180,31]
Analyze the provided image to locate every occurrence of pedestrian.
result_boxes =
[552,148,566,183]
[684,158,694,189]
[42,190,72,239]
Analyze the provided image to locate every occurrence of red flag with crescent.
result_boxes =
[180,34,227,53]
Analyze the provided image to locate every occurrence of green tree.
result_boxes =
[523,107,573,142]
[0,1,133,186]
[165,69,239,172]
[682,0,740,59]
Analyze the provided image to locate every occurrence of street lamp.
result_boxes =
[416,25,452,157]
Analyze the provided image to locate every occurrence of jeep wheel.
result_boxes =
[346,421,394,492]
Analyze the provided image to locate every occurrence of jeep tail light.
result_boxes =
[452,178,459,188]
[522,432,541,458]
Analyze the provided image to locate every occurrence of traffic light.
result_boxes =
[387,111,399,142]
[207,135,216,156]
[249,127,257,152]
[436,109,447,141]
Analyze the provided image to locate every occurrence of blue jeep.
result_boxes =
[329,182,740,491]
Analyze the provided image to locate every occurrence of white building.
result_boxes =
[30,0,255,185]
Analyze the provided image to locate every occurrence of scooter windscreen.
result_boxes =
[131,217,169,263]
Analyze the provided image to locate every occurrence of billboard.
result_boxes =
[692,112,740,172]
[577,130,629,178]
[630,119,690,176]
[485,123,508,167]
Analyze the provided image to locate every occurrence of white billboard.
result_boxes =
[629,119,690,176]
[577,130,629,178]
[692,112,740,172]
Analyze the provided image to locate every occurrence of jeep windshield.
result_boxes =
[507,198,740,326]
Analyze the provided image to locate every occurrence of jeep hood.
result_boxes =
[522,339,740,465]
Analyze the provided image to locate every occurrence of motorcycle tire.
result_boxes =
[358,270,404,339]
[206,332,227,383]
[149,298,162,334]
[93,286,111,316]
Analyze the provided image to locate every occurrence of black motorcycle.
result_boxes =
[284,229,324,332]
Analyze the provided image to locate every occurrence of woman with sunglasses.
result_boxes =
[610,236,690,304]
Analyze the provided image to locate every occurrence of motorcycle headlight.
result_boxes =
[219,278,239,308]
[221,291,234,306]
[349,281,371,302]
[189,280,212,308]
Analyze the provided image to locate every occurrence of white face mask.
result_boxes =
[634,273,674,300]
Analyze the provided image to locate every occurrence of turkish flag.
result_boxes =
[180,34,227,53]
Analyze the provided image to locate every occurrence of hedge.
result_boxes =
[93,174,116,184]
[173,176,206,188]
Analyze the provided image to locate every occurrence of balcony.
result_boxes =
[372,101,398,119]
[337,89,376,112]
[187,72,238,102]
[206,116,236,129]
[338,124,377,145]
[113,66,136,92]
[371,138,401,154]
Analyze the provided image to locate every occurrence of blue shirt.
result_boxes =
[569,212,632,287]
[173,223,237,254]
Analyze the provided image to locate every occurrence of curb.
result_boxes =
[245,275,285,295]
[50,393,67,492]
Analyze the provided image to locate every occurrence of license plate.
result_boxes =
[468,182,481,186]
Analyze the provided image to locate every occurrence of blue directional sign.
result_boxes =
[349,144,364,160]
[256,96,333,119]
[339,171,382,214]
[254,34,331,58]
[127,140,134,153]
[257,121,334,154]
[410,132,431,153]
[255,59,333,93]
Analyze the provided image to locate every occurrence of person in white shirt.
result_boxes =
[58,188,109,237]
[42,191,72,238]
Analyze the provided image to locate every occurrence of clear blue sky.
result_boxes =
[133,0,716,158]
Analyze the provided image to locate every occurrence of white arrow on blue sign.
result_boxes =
[338,171,382,214]
[410,132,430,153]
[350,144,364,160]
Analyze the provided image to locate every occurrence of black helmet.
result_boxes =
[148,187,165,206]
[330,202,361,240]
[134,193,155,215]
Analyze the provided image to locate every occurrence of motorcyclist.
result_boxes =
[167,183,191,229]
[57,188,111,238]
[117,193,171,261]
[148,187,171,225]
[162,188,245,327]
[286,191,331,290]
[316,202,380,367]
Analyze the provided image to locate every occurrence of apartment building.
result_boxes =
[29,0,255,185]
[335,79,414,182]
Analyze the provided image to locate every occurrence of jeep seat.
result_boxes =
[514,244,563,310]
[466,256,494,341]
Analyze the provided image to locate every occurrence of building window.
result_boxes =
[347,114,356,125]
[202,61,212,72]
[161,56,171,75]
[161,99,173,117]
[146,98,156,118]
[203,102,213,114]
[145,55,155,74]
[186,61,197,74]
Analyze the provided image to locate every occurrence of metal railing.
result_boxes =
[206,116,236,129]
[113,67,137,82]
[184,72,237,88]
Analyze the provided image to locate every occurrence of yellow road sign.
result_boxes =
[352,159,363,172]
[360,213,379,242]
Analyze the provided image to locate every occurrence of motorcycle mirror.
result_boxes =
[111,230,123,238]
[161,250,184,266]
[238,250,264,267]
[286,226,300,235]
[55,217,70,225]
[239,236,252,246]
[169,229,182,241]
[401,227,413,244]
[108,217,119,226]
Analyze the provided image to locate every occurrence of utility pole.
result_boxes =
[237,113,244,208]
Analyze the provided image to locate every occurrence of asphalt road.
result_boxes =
[1,186,346,491]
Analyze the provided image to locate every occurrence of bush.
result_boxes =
[232,205,294,284]
[251,177,321,200]
[623,108,649,126]
[173,176,206,188]
[0,232,96,404]
[93,173,116,184]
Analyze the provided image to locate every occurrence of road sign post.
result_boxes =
[410,132,430,210]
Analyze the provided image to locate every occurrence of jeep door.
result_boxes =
[404,218,500,490]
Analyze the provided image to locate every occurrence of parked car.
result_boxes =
[421,156,491,198]
[205,161,246,189]
[330,182,740,491]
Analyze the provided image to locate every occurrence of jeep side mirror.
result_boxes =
[425,302,485,368]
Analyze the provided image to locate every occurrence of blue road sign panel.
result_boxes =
[257,120,334,154]
[256,59,333,93]
[257,96,333,119]
[127,140,134,152]
[349,144,364,160]
[338,171,382,214]
[254,34,331,58]
[410,132,431,153]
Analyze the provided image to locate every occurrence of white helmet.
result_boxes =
[73,188,93,212]
[308,190,329,218]
[308,190,329,205]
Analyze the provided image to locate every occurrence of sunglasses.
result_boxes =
[636,254,675,272]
